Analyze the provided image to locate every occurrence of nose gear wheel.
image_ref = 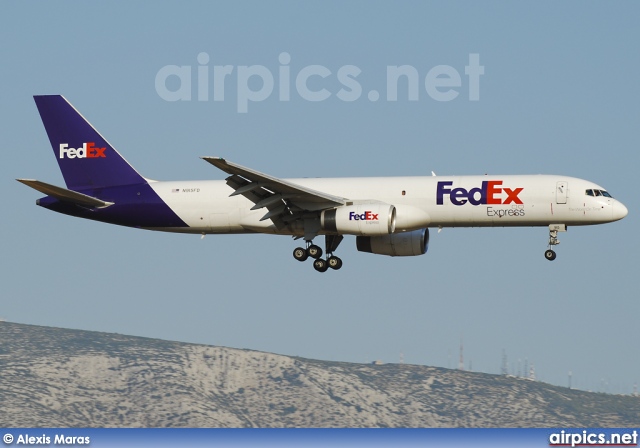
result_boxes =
[544,225,565,261]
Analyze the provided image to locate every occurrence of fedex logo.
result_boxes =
[59,142,106,159]
[437,181,523,206]
[349,211,379,221]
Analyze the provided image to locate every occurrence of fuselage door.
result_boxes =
[556,181,568,204]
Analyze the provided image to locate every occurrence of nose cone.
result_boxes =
[612,201,628,221]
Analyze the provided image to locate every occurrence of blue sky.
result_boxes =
[2,2,639,394]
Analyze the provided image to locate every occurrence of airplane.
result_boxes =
[18,95,628,272]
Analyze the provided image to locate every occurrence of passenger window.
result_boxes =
[586,189,594,196]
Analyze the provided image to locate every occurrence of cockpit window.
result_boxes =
[586,189,614,198]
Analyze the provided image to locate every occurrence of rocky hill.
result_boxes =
[0,321,638,427]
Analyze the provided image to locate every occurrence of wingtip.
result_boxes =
[201,156,226,165]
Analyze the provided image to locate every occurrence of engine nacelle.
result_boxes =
[321,204,396,236]
[393,204,431,232]
[356,228,429,257]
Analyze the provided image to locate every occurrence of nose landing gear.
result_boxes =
[544,224,566,261]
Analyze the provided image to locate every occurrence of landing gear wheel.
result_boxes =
[327,256,343,270]
[313,258,328,272]
[293,247,308,262]
[307,244,323,259]
[545,225,564,261]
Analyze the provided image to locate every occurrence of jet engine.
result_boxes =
[356,228,429,256]
[321,203,396,236]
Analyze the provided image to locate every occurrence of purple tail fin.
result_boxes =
[34,95,147,190]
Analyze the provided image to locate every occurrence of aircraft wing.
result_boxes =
[201,157,346,229]
[17,179,115,209]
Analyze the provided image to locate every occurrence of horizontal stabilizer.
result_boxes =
[16,179,114,209]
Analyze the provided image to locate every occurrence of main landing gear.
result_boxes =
[544,224,566,261]
[293,235,344,273]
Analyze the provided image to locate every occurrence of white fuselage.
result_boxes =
[148,175,627,235]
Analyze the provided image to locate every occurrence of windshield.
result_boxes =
[586,189,613,198]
